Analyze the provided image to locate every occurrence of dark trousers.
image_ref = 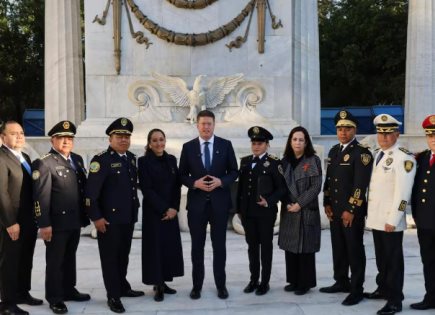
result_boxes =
[0,225,37,304]
[187,202,228,290]
[417,228,435,304]
[285,251,316,290]
[97,224,133,299]
[45,229,80,304]
[330,217,365,295]
[242,215,276,285]
[372,230,404,304]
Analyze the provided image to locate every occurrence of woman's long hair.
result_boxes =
[283,126,316,162]
[145,128,166,156]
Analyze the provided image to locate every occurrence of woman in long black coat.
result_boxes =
[278,126,322,295]
[138,128,184,302]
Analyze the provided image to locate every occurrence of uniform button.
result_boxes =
[112,208,116,212]
[248,185,251,188]
[249,172,252,175]
[424,179,428,183]
[66,170,69,173]
[422,189,426,193]
[117,171,120,174]
[248,192,251,196]
[78,180,81,183]
[249,179,252,182]
[334,189,338,192]
[327,177,330,180]
[334,179,338,182]
[422,199,426,203]
[62,211,66,214]
[334,200,338,204]
[133,197,136,200]
[131,178,134,181]
[427,171,431,174]
[132,188,135,190]
[64,175,67,178]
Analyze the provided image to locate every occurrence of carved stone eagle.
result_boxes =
[151,72,244,123]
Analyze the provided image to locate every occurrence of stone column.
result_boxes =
[405,0,435,134]
[45,0,84,132]
[292,0,321,135]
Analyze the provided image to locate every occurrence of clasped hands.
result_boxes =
[324,205,354,227]
[194,175,222,192]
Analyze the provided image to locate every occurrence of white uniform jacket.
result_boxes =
[366,143,416,231]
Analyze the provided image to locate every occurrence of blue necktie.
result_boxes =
[17,154,31,175]
[68,157,76,171]
[204,142,211,172]
[376,151,384,166]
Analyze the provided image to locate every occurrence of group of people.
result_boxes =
[0,109,434,315]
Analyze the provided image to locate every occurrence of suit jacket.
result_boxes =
[85,146,139,224]
[179,136,238,212]
[236,153,286,217]
[0,145,34,229]
[366,144,416,231]
[411,150,435,229]
[32,149,89,231]
[323,139,373,218]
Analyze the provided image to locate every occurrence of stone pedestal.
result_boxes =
[405,0,435,134]
[44,0,84,131]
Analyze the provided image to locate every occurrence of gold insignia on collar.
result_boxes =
[343,154,350,162]
[121,118,128,126]
[253,126,259,134]
[63,121,70,129]
[386,157,393,166]
[32,170,40,180]
[381,115,388,122]
[339,111,347,119]
[89,161,100,173]
[404,160,414,172]
[361,154,371,166]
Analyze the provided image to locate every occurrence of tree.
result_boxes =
[318,0,408,107]
[0,0,44,123]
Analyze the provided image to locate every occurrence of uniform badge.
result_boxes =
[253,126,260,134]
[388,151,393,155]
[381,115,388,122]
[63,121,70,129]
[32,170,40,180]
[263,161,270,167]
[430,115,435,125]
[404,160,414,172]
[278,165,284,175]
[85,198,91,207]
[89,161,100,173]
[386,158,393,166]
[121,118,128,126]
[361,154,371,166]
[34,201,41,217]
[343,154,350,162]
[339,111,347,119]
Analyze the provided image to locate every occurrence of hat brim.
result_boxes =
[109,130,132,135]
[376,126,399,133]
[335,119,356,128]
[425,128,435,135]
[51,132,75,137]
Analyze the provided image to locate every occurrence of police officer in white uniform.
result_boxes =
[365,114,416,315]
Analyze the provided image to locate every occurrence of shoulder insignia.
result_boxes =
[40,153,52,160]
[267,154,279,160]
[89,161,101,173]
[32,170,40,180]
[374,148,380,152]
[404,160,414,172]
[399,147,413,155]
[361,153,372,166]
[263,160,270,167]
[278,164,284,175]
[398,200,407,212]
[97,150,107,156]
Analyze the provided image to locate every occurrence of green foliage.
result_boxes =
[0,0,44,123]
[319,0,408,107]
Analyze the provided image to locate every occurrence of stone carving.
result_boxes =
[152,72,244,123]
[166,0,218,9]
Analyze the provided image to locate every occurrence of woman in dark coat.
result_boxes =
[138,128,184,302]
[278,126,322,295]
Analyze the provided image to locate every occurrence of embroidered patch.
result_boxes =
[339,111,347,119]
[343,154,350,162]
[63,121,70,129]
[89,161,100,173]
[34,201,41,217]
[32,170,40,180]
[361,154,371,166]
[386,158,393,166]
[404,160,414,172]
[111,163,122,168]
[121,118,128,126]
[398,200,407,211]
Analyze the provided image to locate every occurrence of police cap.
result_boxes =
[48,120,76,137]
[106,118,133,136]
[248,126,273,142]
[373,114,402,133]
[335,110,358,128]
[422,115,435,135]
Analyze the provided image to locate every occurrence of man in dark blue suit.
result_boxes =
[179,110,238,300]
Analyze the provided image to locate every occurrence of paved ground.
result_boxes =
[23,228,429,314]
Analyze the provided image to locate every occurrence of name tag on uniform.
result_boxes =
[111,163,122,168]
[339,163,350,166]
[56,166,65,176]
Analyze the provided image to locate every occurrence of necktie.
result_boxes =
[339,145,344,152]
[252,156,260,163]
[17,154,31,175]
[68,157,76,171]
[376,151,384,166]
[430,154,435,167]
[204,142,211,172]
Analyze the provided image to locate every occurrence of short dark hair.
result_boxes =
[197,110,215,122]
[145,128,166,156]
[283,126,316,161]
[0,120,20,135]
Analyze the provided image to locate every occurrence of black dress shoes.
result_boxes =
[49,302,68,314]
[107,298,125,313]
[364,289,385,300]
[16,293,43,306]
[255,283,270,296]
[284,284,297,292]
[294,288,310,296]
[342,293,364,306]
[319,282,350,293]
[64,289,91,302]
[1,304,29,315]
[410,300,435,310]
[217,287,229,299]
[243,281,259,293]
[154,285,164,302]
[163,283,177,294]
[189,288,201,300]
[121,289,144,298]
[377,302,402,315]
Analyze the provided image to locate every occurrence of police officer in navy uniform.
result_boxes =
[410,115,435,311]
[32,121,91,314]
[321,110,373,306]
[236,126,286,296]
[85,118,143,314]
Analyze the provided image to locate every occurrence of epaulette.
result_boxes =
[358,143,370,149]
[267,154,279,160]
[399,147,413,155]
[40,153,52,160]
[97,150,107,156]
[374,148,380,152]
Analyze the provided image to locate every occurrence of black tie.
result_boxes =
[204,142,211,172]
[339,145,344,152]
[252,156,260,163]
[376,151,384,166]
[68,158,76,171]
